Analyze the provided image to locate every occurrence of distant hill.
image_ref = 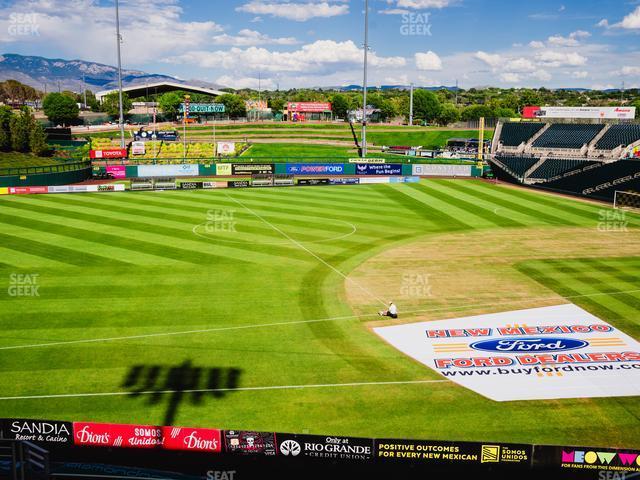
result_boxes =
[0,53,221,93]
[338,84,460,92]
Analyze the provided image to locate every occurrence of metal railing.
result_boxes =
[0,160,92,177]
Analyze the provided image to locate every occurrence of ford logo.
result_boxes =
[470,337,588,353]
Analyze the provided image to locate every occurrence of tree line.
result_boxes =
[0,106,49,156]
[4,78,640,126]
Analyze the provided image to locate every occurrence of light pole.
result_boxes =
[115,0,125,148]
[409,83,414,126]
[361,0,369,158]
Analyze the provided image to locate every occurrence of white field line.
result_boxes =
[224,192,388,306]
[0,379,449,401]
[1,288,639,352]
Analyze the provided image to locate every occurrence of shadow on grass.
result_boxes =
[121,360,242,425]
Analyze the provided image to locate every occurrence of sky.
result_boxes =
[1,0,639,90]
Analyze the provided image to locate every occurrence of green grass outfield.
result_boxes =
[0,180,638,448]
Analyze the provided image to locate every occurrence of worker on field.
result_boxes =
[379,301,398,319]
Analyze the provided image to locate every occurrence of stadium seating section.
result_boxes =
[496,156,540,177]
[532,124,604,149]
[499,122,546,147]
[528,159,599,180]
[594,125,640,150]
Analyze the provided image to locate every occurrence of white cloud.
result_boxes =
[572,71,589,78]
[475,51,502,68]
[384,74,409,85]
[547,30,591,47]
[236,1,349,21]
[591,83,614,90]
[0,0,223,64]
[396,0,455,8]
[534,51,587,67]
[618,6,640,29]
[528,41,545,49]
[212,29,298,46]
[164,40,405,74]
[620,66,640,76]
[597,19,609,28]
[216,75,276,90]
[415,51,442,70]
[379,8,410,15]
[500,72,520,83]
[533,70,552,82]
[504,57,536,73]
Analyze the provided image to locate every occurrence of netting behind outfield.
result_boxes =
[614,191,640,212]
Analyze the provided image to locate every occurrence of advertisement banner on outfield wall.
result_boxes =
[374,304,640,402]
[523,106,636,120]
[355,164,402,176]
[330,178,359,185]
[47,184,125,194]
[106,165,126,179]
[2,419,73,444]
[558,446,640,473]
[224,430,276,455]
[73,422,222,452]
[137,164,199,178]
[376,439,531,466]
[217,142,235,155]
[0,187,7,195]
[286,164,345,175]
[231,164,274,175]
[8,186,48,194]
[298,178,330,186]
[277,434,374,461]
[412,164,473,177]
[89,149,128,159]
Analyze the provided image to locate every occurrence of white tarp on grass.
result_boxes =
[374,304,640,401]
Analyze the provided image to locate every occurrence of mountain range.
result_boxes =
[0,53,220,93]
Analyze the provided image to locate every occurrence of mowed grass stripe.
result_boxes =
[399,183,497,229]
[80,189,417,232]
[190,190,424,231]
[31,193,345,247]
[235,187,403,217]
[0,232,130,266]
[471,181,615,225]
[429,179,538,226]
[374,184,469,231]
[516,261,627,321]
[573,259,640,314]
[407,182,523,228]
[0,247,72,268]
[4,197,312,265]
[443,181,580,226]
[0,212,221,267]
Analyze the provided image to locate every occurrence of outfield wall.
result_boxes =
[95,162,481,179]
[1,417,638,478]
[0,165,93,187]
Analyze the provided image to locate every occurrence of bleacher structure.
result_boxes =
[490,120,640,201]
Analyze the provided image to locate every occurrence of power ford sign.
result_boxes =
[286,164,345,175]
[355,164,402,175]
[470,337,588,353]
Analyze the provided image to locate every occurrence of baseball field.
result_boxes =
[0,179,639,448]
